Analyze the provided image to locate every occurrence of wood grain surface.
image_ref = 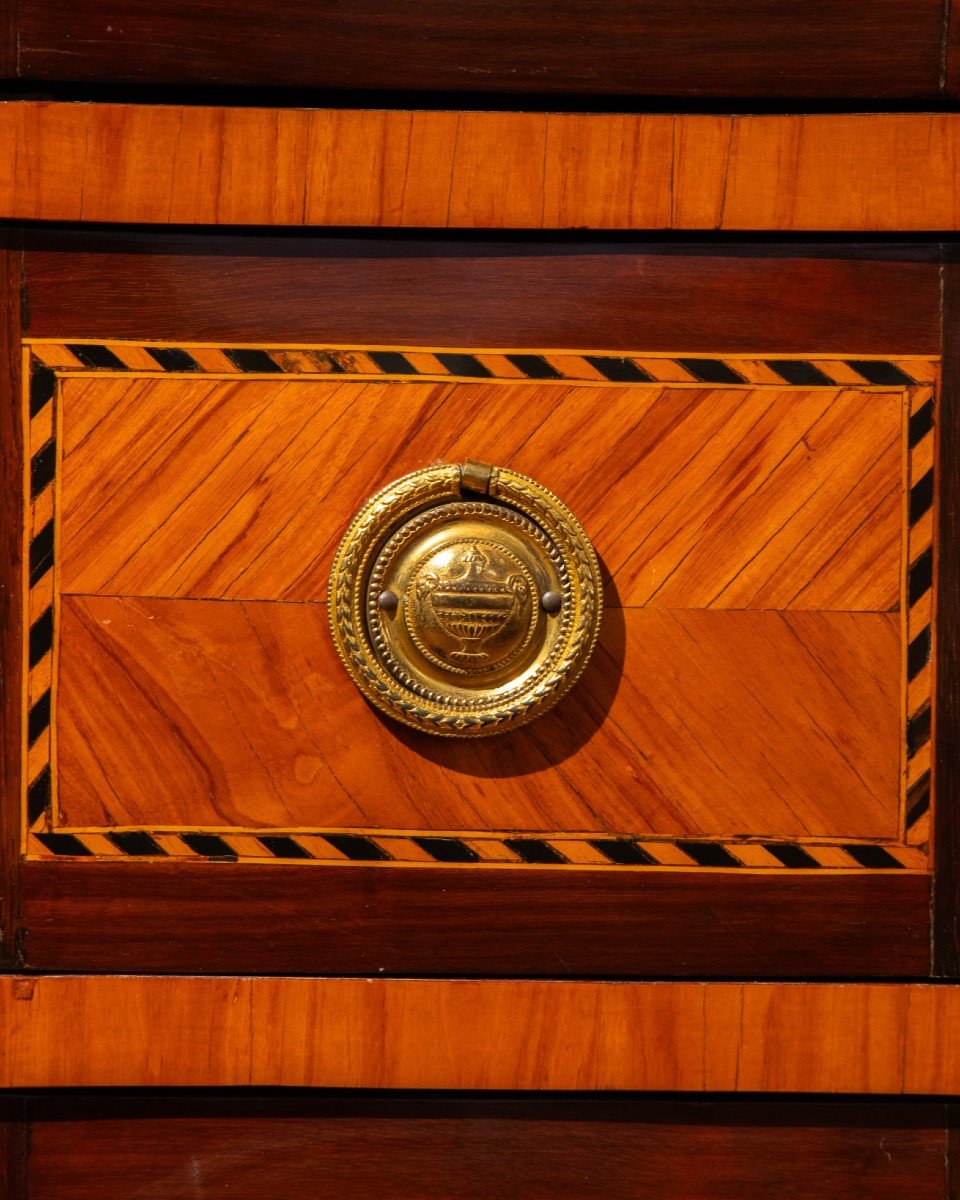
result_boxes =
[1,976,960,1092]
[23,234,943,355]
[10,0,946,98]
[58,376,903,610]
[21,1095,950,1200]
[950,1115,960,1200]
[20,859,931,976]
[949,3,960,102]
[50,366,906,844]
[6,106,960,230]
[0,0,15,81]
[57,596,901,839]
[11,237,938,977]
[0,238,23,968]
[0,1096,26,1200]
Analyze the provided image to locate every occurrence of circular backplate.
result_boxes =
[328,463,602,736]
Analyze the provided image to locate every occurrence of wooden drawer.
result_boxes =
[39,346,916,853]
[2,1092,953,1199]
[4,226,948,979]
[4,0,955,99]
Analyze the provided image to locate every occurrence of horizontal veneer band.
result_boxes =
[5,106,960,230]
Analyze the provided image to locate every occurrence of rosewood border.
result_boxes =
[23,236,942,356]
[19,860,930,976]
[14,1094,948,1200]
[9,235,941,978]
[9,0,946,98]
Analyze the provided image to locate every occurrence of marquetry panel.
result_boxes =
[21,342,938,873]
[56,376,903,612]
[56,597,901,843]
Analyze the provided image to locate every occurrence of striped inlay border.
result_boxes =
[22,342,938,871]
[25,341,941,389]
[26,829,927,870]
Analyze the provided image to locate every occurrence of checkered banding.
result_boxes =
[22,343,939,871]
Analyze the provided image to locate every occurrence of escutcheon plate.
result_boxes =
[328,462,603,736]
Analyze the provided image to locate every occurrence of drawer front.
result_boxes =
[31,346,926,861]
[7,0,950,99]
[6,1093,951,1200]
[6,232,946,977]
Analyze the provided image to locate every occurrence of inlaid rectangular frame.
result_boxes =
[20,340,938,876]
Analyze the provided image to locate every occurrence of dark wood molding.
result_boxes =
[945,0,960,99]
[10,0,946,98]
[20,861,930,977]
[12,1092,953,1199]
[0,1095,27,1200]
[949,1099,960,1200]
[23,233,942,355]
[0,0,17,82]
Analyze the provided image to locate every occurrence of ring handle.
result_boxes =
[328,461,602,737]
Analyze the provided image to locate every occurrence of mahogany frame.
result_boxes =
[0,230,945,977]
[2,1091,955,1196]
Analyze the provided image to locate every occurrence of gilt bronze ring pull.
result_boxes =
[328,461,602,737]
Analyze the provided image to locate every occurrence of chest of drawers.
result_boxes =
[2,20,960,1186]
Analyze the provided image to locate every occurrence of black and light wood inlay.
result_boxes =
[22,342,937,871]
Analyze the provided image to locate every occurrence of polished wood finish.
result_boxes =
[0,1,16,81]
[24,234,942,355]
[0,1096,27,1200]
[10,0,946,98]
[58,596,901,839]
[7,235,937,975]
[6,107,960,230]
[17,1094,950,1200]
[950,1114,960,1200]
[21,860,929,976]
[948,4,960,102]
[59,377,902,610]
[0,238,23,968]
[35,355,913,858]
[1,976,960,1091]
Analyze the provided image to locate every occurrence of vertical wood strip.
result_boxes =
[0,0,17,79]
[0,1095,27,1200]
[447,112,550,229]
[946,0,960,101]
[934,263,960,974]
[0,236,23,966]
[670,115,735,228]
[543,113,675,229]
[949,1101,960,1200]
